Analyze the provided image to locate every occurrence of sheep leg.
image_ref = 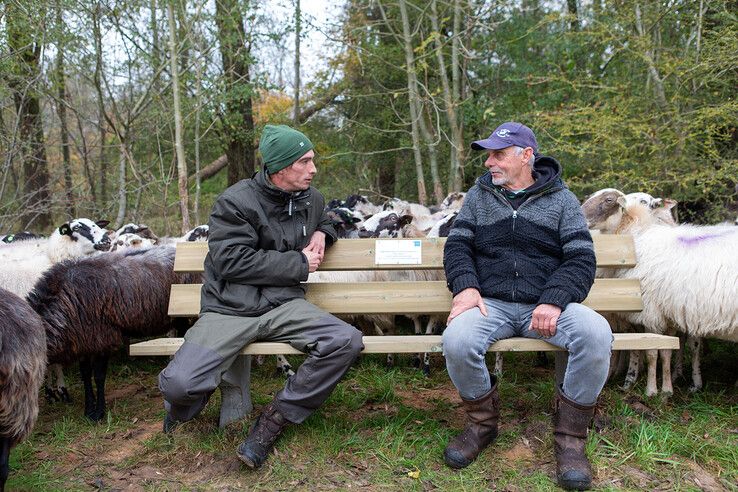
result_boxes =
[622,351,641,390]
[659,349,673,396]
[688,337,703,392]
[493,353,503,377]
[52,364,71,403]
[421,317,442,376]
[275,355,295,378]
[90,356,109,422]
[411,316,423,369]
[671,333,686,383]
[79,358,96,420]
[645,349,658,397]
[0,436,9,492]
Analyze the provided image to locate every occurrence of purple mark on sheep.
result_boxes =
[677,231,734,246]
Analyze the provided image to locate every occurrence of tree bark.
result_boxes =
[293,0,301,125]
[93,4,108,202]
[55,0,75,217]
[396,0,427,205]
[215,0,256,184]
[168,0,190,233]
[6,0,52,229]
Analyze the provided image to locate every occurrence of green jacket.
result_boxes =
[200,170,338,317]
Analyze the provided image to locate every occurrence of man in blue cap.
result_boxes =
[441,122,612,490]
[159,124,364,469]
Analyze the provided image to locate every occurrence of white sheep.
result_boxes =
[588,198,738,395]
[111,233,157,252]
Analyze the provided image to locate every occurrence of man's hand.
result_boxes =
[305,230,326,257]
[302,248,322,273]
[529,303,562,338]
[447,288,488,324]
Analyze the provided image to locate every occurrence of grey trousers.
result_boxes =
[443,298,613,405]
[159,299,364,424]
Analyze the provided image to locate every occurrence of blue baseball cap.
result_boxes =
[471,122,538,154]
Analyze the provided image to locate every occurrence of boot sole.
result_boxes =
[237,452,258,469]
[443,450,472,469]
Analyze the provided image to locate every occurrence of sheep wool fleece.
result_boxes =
[159,170,363,424]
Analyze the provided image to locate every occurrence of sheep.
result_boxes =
[585,197,738,395]
[27,246,192,421]
[111,233,157,252]
[0,219,111,404]
[113,223,160,244]
[157,224,210,245]
[439,191,466,211]
[383,197,432,218]
[583,190,684,394]
[325,207,364,239]
[345,194,383,217]
[0,288,47,492]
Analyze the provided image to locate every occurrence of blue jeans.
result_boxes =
[442,298,613,405]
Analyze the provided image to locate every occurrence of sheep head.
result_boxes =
[581,188,626,233]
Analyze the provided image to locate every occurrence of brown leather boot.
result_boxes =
[443,379,500,469]
[553,389,596,490]
[236,400,289,469]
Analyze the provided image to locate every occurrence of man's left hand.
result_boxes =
[529,303,562,338]
[306,230,326,257]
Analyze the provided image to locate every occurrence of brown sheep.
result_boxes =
[0,288,47,492]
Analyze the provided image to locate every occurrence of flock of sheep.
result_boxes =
[0,188,736,490]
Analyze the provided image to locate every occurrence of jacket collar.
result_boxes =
[254,169,311,204]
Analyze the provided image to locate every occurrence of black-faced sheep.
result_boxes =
[27,246,191,421]
[0,288,47,492]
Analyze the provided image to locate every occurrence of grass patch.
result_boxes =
[6,348,737,490]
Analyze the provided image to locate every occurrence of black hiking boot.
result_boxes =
[236,401,289,469]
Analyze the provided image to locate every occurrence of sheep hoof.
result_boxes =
[422,365,430,377]
[58,387,72,404]
[688,384,702,393]
[45,386,59,403]
[85,407,105,422]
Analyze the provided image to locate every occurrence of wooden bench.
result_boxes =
[131,235,679,427]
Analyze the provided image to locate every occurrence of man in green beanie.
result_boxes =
[159,124,364,469]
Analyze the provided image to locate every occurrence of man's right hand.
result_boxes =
[447,288,488,324]
[302,248,322,273]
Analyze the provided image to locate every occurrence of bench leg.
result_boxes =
[219,354,253,428]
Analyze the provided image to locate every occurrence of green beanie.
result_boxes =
[259,124,314,174]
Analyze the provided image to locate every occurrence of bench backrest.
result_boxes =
[168,235,642,317]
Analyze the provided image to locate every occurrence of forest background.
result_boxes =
[1,0,736,236]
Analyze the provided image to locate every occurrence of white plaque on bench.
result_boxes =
[375,239,422,265]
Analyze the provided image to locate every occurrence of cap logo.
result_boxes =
[299,141,305,147]
[496,129,511,137]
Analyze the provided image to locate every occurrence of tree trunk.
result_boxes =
[215,0,256,184]
[93,5,108,202]
[114,141,127,229]
[168,0,190,233]
[55,0,75,217]
[397,0,427,205]
[293,0,301,125]
[6,0,52,229]
[566,0,579,32]
[450,0,464,191]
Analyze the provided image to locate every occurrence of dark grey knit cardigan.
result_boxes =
[443,156,596,310]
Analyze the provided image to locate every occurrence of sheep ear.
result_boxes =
[399,214,414,227]
[662,198,678,211]
[96,220,110,229]
[616,196,627,209]
[59,223,72,236]
[351,217,362,223]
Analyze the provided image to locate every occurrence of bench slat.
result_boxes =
[168,279,643,316]
[172,235,637,273]
[130,332,679,357]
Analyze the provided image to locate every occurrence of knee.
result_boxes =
[442,324,477,362]
[346,327,364,357]
[566,306,613,358]
[331,325,364,359]
[158,366,193,403]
